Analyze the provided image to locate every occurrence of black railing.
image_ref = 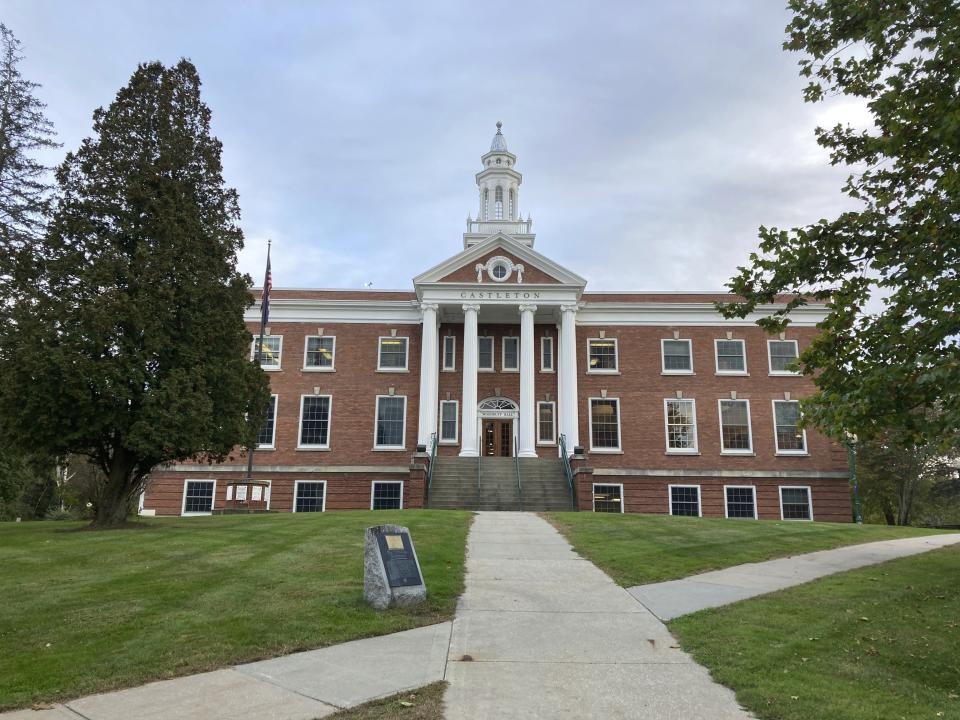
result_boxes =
[477,445,482,510]
[559,434,576,507]
[514,435,522,510]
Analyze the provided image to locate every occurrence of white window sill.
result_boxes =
[501,368,519,373]
[536,441,557,447]
[260,366,282,372]
[768,372,801,377]
[716,371,749,377]
[302,367,335,372]
[780,517,813,522]
[590,448,623,454]
[661,371,694,376]
[441,368,456,373]
[376,368,409,373]
[540,369,555,374]
[721,451,756,456]
[181,512,213,517]
[776,451,810,457]
[478,368,495,373]
[587,370,620,375]
[725,515,759,520]
[296,446,331,451]
[255,447,276,452]
[438,440,459,446]
[373,447,406,452]
[666,450,700,456]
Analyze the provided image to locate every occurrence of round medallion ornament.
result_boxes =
[486,256,513,283]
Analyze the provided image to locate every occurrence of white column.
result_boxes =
[417,303,439,446]
[559,303,580,454]
[460,304,480,457]
[518,304,537,457]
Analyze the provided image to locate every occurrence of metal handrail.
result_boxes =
[476,442,482,510]
[514,435,522,510]
[426,432,438,506]
[559,434,575,506]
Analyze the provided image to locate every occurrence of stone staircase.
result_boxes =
[427,456,574,511]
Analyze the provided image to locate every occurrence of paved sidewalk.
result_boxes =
[628,533,960,621]
[442,512,751,719]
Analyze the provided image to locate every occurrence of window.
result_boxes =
[780,486,813,520]
[182,480,215,515]
[439,400,458,443]
[664,399,698,453]
[719,399,753,453]
[669,485,701,517]
[589,398,621,451]
[442,336,456,371]
[725,486,757,519]
[661,339,693,373]
[587,338,618,373]
[294,481,325,512]
[773,400,807,453]
[371,481,403,510]
[714,339,746,374]
[375,395,406,449]
[540,336,554,372]
[768,340,800,374]
[304,336,335,370]
[495,186,504,219]
[593,484,624,513]
[537,401,556,444]
[508,188,514,219]
[257,395,277,448]
[483,188,489,219]
[378,337,408,371]
[298,395,332,448]
[478,336,494,370]
[251,335,282,369]
[502,337,519,371]
[488,258,511,282]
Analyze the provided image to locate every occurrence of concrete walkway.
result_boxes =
[628,533,960,621]
[442,512,751,719]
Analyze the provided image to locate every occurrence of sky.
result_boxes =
[4,0,867,292]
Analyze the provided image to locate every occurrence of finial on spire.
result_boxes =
[490,122,508,152]
[496,121,502,133]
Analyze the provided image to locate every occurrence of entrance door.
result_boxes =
[482,419,513,457]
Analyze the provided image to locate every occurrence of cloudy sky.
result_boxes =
[5,0,865,291]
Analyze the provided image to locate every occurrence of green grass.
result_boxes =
[327,682,446,719]
[544,512,945,586]
[0,511,471,711]
[670,546,960,720]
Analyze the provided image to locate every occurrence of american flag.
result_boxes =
[260,242,272,326]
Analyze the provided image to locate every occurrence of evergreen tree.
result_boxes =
[0,60,270,527]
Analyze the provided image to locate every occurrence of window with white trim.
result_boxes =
[304,336,335,370]
[780,486,812,520]
[664,399,697,452]
[183,480,215,515]
[661,339,692,373]
[593,484,623,513]
[439,400,458,443]
[715,339,746,374]
[670,485,701,517]
[719,399,752,453]
[375,395,406,449]
[773,400,807,453]
[537,401,556,444]
[768,340,800,374]
[251,335,282,369]
[540,336,554,372]
[725,486,757,519]
[298,395,331,448]
[502,337,519,371]
[378,337,408,371]
[589,398,621,451]
[294,481,325,512]
[371,481,403,510]
[478,336,494,370]
[257,394,277,448]
[495,186,504,219]
[442,335,456,371]
[587,338,618,372]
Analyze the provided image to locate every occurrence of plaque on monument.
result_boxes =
[364,524,427,610]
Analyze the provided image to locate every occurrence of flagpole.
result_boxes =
[245,239,272,483]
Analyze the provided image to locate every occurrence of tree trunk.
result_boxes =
[91,449,137,528]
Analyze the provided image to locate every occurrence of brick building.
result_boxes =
[142,124,850,521]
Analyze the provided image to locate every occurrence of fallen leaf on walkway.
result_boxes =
[460,654,474,661]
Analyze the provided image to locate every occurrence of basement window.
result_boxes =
[592,484,624,513]
[371,481,403,510]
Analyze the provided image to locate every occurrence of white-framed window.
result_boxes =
[478,336,494,371]
[714,339,747,374]
[182,479,216,516]
[298,395,332,449]
[304,335,335,370]
[589,397,621,452]
[540,336,554,372]
[592,483,624,513]
[724,485,757,519]
[773,400,808,454]
[251,335,282,370]
[780,486,813,521]
[718,399,753,454]
[439,400,459,444]
[442,335,456,371]
[494,185,504,220]
[768,339,800,375]
[537,401,556,445]
[663,398,698,453]
[587,338,618,373]
[257,394,278,449]
[669,485,702,517]
[374,395,407,450]
[661,339,693,374]
[378,337,408,371]
[293,480,326,512]
[371,481,404,510]
[502,336,519,371]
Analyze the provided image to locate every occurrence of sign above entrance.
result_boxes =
[460,290,541,300]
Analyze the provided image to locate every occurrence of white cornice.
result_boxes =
[246,298,421,324]
[577,302,829,327]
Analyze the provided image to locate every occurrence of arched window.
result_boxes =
[483,188,489,219]
[508,189,514,219]
[495,186,503,220]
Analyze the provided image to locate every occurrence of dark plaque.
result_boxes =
[375,530,423,588]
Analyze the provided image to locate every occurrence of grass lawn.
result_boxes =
[328,682,446,719]
[0,511,471,711]
[544,512,946,586]
[670,545,960,720]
